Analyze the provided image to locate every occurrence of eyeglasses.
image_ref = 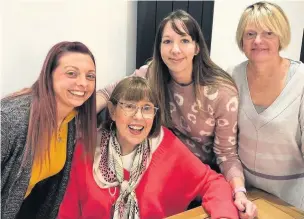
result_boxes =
[117,101,158,119]
[243,31,277,40]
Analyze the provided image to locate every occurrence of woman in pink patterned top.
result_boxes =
[97,10,257,218]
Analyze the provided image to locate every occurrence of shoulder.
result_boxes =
[160,127,177,143]
[227,61,248,80]
[229,61,248,74]
[160,127,196,154]
[1,94,32,126]
[1,94,32,109]
[294,61,304,75]
[155,127,180,152]
[134,65,149,77]
[160,128,206,168]
[201,84,238,104]
[1,95,32,163]
[285,60,304,92]
[292,61,304,97]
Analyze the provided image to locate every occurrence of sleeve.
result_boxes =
[213,86,244,182]
[226,65,235,77]
[1,110,12,167]
[58,143,85,219]
[96,65,149,112]
[182,148,239,219]
[300,92,304,157]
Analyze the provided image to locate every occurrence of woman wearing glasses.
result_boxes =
[229,2,304,210]
[97,10,256,218]
[58,77,238,219]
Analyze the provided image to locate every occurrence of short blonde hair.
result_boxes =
[236,1,291,51]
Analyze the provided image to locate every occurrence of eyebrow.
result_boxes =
[64,66,79,70]
[64,66,96,73]
[162,34,190,38]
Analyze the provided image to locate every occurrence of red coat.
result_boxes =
[58,127,238,219]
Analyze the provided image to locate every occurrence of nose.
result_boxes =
[133,107,144,119]
[76,74,88,87]
[253,34,262,44]
[171,42,181,54]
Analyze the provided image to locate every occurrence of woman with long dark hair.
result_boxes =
[97,10,256,218]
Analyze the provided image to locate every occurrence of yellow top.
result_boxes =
[25,110,77,198]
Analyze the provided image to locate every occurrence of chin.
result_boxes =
[169,67,184,75]
[250,57,271,63]
[129,137,146,146]
[69,101,86,108]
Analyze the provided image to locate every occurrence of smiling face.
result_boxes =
[160,20,198,84]
[242,24,280,63]
[109,99,155,150]
[52,52,96,112]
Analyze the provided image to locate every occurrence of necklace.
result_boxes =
[57,126,63,142]
[171,77,194,86]
[57,134,62,142]
[109,187,117,218]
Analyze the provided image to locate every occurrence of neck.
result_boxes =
[56,104,74,128]
[247,56,284,78]
[116,134,137,156]
[170,67,193,85]
[171,77,193,86]
[120,143,137,156]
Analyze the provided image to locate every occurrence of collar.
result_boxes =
[62,110,78,125]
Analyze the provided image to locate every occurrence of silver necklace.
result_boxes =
[109,187,117,218]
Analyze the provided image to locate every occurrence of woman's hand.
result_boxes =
[234,192,258,219]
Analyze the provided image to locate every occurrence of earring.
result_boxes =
[110,121,114,132]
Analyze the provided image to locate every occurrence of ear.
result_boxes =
[195,43,200,55]
[107,101,116,121]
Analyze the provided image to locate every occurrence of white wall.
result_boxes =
[2,1,303,96]
[126,1,137,76]
[0,1,3,93]
[211,0,304,71]
[1,0,137,97]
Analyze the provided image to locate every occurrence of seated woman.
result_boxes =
[230,1,304,210]
[59,76,238,219]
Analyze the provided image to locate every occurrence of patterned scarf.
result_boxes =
[93,129,151,219]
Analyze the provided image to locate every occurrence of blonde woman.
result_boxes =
[230,1,304,210]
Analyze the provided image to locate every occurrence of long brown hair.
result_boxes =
[6,41,97,165]
[148,10,237,127]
